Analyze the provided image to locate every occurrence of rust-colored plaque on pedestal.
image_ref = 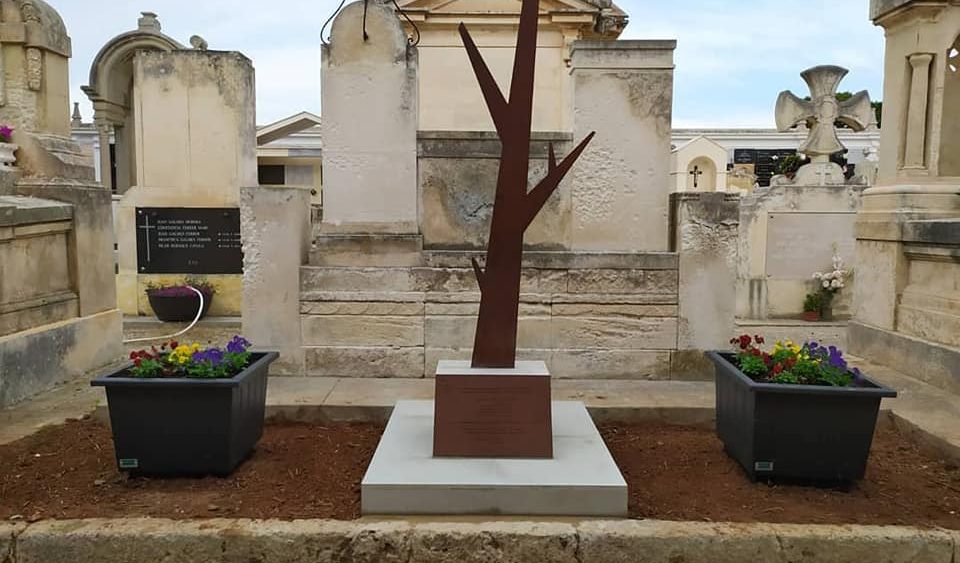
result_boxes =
[433,360,552,458]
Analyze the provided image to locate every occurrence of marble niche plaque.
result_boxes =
[765,212,857,280]
[433,360,552,458]
[136,207,242,274]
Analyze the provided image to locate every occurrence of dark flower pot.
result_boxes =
[91,351,279,476]
[147,291,214,322]
[705,351,897,482]
[801,311,821,322]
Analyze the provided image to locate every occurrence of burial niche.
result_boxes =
[940,33,960,176]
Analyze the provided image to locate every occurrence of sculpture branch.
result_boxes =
[523,132,595,229]
[471,257,485,292]
[458,23,508,136]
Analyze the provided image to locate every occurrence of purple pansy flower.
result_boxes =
[192,347,224,366]
[226,335,251,354]
[0,125,13,142]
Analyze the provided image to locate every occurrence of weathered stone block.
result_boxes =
[774,523,955,563]
[409,522,579,563]
[425,315,553,348]
[567,269,646,293]
[1,522,23,563]
[578,519,782,563]
[552,303,678,317]
[301,267,416,293]
[305,346,424,377]
[17,519,226,563]
[300,301,425,316]
[301,315,423,347]
[551,316,678,349]
[550,349,672,379]
[425,302,549,317]
[219,520,359,563]
[225,520,412,563]
[0,309,122,408]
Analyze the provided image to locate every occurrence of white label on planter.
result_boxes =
[119,458,140,469]
[755,461,774,472]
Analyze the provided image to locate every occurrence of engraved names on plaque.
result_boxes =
[136,207,242,274]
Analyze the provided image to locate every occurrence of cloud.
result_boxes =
[57,0,885,128]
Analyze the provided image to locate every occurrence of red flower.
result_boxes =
[755,335,765,344]
[772,363,783,374]
[738,334,751,350]
[170,340,179,349]
[762,352,772,365]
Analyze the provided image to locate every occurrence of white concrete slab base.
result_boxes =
[361,400,627,516]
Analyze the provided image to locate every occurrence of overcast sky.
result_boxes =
[55,0,885,128]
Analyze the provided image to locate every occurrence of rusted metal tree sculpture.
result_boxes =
[462,0,595,368]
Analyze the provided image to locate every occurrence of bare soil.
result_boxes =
[0,419,958,528]
[601,424,960,528]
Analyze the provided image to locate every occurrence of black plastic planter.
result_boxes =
[147,292,214,322]
[706,351,897,482]
[91,351,278,476]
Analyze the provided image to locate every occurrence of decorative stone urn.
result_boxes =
[0,143,17,167]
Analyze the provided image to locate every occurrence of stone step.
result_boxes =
[735,318,848,349]
[122,316,242,346]
[309,234,424,267]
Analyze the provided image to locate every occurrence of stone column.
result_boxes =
[569,40,676,252]
[904,53,933,169]
[849,0,960,391]
[320,0,419,234]
[670,192,739,377]
[240,185,312,375]
[96,123,113,190]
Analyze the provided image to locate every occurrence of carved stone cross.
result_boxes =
[775,65,873,164]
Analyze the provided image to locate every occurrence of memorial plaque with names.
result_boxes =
[136,207,243,274]
[765,212,857,280]
[433,361,552,458]
[734,149,757,164]
[755,149,797,187]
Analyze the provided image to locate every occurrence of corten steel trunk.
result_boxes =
[147,292,214,322]
[92,351,278,476]
[706,351,897,482]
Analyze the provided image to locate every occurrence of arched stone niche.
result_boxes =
[82,13,183,193]
[670,136,728,192]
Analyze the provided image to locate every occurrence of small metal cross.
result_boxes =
[689,166,703,189]
[138,212,155,264]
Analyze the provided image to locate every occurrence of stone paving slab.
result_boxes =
[0,377,104,446]
[2,518,958,563]
[852,356,960,463]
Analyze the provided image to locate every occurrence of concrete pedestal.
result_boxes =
[361,400,627,516]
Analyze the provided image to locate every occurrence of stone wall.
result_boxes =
[299,251,680,379]
[0,196,75,338]
[418,131,573,250]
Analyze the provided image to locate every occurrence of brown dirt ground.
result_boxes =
[0,419,958,528]
[601,424,960,529]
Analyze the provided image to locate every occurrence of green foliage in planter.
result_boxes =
[803,292,823,313]
[129,336,252,378]
[729,334,863,387]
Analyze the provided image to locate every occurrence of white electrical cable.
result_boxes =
[122,286,206,344]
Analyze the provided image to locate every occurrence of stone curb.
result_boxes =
[1,518,956,563]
